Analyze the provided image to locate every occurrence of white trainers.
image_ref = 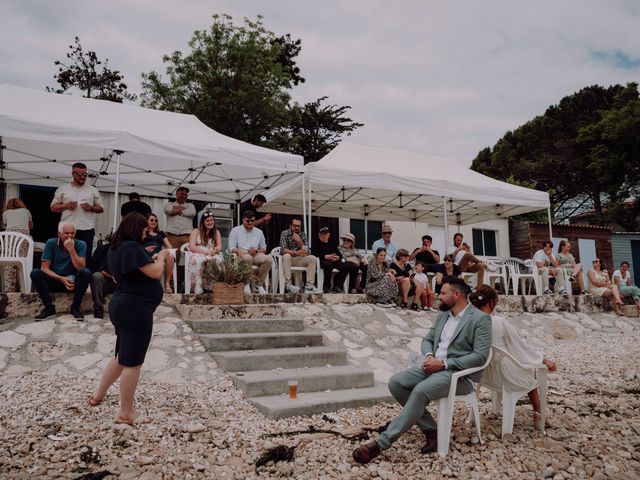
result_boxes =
[256,286,267,295]
[543,288,553,295]
[285,283,300,294]
[304,284,322,294]
[558,288,568,295]
[243,284,252,295]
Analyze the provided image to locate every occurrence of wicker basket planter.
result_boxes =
[212,282,244,305]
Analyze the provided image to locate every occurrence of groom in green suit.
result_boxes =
[353,277,492,463]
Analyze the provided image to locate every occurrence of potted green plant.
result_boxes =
[202,252,254,304]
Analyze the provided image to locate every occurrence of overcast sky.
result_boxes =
[2,0,639,166]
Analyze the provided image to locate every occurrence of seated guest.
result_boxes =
[188,212,222,294]
[588,258,623,315]
[434,254,461,294]
[30,223,91,320]
[447,233,486,288]
[89,242,116,319]
[470,285,557,430]
[612,261,640,315]
[120,192,151,218]
[557,240,587,294]
[389,249,422,310]
[371,224,397,266]
[228,211,272,294]
[533,240,567,295]
[413,261,436,311]
[143,213,175,293]
[364,247,398,305]
[279,218,320,294]
[312,227,358,293]
[338,232,368,293]
[409,235,440,273]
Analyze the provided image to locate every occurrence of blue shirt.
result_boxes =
[227,225,266,252]
[371,238,397,264]
[42,238,87,276]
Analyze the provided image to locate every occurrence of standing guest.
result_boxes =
[533,240,567,295]
[88,242,116,320]
[50,162,104,263]
[312,227,358,293]
[434,254,462,294]
[1,198,33,291]
[409,235,440,273]
[143,213,175,294]
[413,261,436,311]
[364,247,398,305]
[163,186,196,262]
[352,277,491,463]
[88,213,169,425]
[588,258,624,315]
[556,240,587,294]
[389,249,422,310]
[188,212,222,294]
[612,261,640,315]
[239,194,272,228]
[371,225,397,266]
[279,218,320,294]
[470,285,557,430]
[338,232,368,293]
[227,211,272,294]
[30,223,91,320]
[120,192,152,218]
[447,233,486,288]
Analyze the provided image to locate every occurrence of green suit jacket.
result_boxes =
[421,304,492,382]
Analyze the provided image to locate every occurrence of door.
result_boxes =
[578,239,596,288]
[631,240,640,286]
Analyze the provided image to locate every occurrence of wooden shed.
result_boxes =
[611,232,640,286]
[509,221,614,268]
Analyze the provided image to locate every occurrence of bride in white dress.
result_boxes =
[469,285,557,428]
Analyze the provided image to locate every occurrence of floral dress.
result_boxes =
[188,235,221,294]
[364,256,398,304]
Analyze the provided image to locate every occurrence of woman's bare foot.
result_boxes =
[115,410,137,425]
[87,394,103,407]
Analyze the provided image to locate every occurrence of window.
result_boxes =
[472,229,497,256]
[350,219,382,250]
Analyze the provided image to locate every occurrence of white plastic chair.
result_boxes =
[435,349,492,456]
[480,345,548,437]
[503,258,540,295]
[460,272,477,291]
[231,251,271,293]
[181,243,191,293]
[271,247,308,294]
[0,232,34,292]
[167,248,178,294]
[485,260,508,293]
[316,258,350,293]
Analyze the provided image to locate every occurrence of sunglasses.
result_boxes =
[202,213,214,218]
[73,172,88,177]
[444,259,453,262]
[244,218,255,223]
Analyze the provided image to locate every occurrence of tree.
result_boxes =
[471,83,640,229]
[47,36,136,103]
[272,96,363,163]
[140,14,362,159]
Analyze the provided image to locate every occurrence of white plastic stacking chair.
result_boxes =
[181,243,191,293]
[316,258,350,293]
[0,232,34,292]
[503,258,540,295]
[485,260,508,293]
[480,345,548,437]
[167,248,178,294]
[271,246,307,293]
[435,349,492,456]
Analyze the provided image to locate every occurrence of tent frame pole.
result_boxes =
[547,206,553,239]
[112,151,122,232]
[443,197,449,252]
[307,180,313,249]
[301,173,307,235]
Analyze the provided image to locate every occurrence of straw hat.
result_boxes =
[381,224,393,233]
[340,232,356,243]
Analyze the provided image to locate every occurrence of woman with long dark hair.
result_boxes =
[187,212,222,294]
[88,213,169,424]
[142,212,175,293]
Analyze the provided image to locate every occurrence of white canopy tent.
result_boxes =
[0,85,304,229]
[264,142,551,246]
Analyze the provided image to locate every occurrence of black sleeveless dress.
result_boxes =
[107,241,163,366]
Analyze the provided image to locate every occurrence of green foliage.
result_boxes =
[47,37,136,103]
[203,252,254,285]
[140,14,362,161]
[471,83,640,229]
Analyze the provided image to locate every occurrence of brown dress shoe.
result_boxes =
[420,430,438,454]
[352,440,381,464]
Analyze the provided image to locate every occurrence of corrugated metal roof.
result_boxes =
[528,221,613,231]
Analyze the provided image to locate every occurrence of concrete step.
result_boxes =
[199,330,324,351]
[228,365,375,397]
[176,303,284,321]
[248,384,394,419]
[212,346,348,372]
[188,317,305,334]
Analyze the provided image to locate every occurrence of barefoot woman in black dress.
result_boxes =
[89,213,169,424]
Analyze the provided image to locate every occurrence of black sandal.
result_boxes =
[410,303,419,311]
[400,301,408,309]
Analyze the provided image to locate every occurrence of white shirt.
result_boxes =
[532,249,553,267]
[435,302,472,366]
[2,208,32,230]
[51,183,103,230]
[447,245,466,264]
[163,201,196,235]
[612,269,629,286]
[227,225,266,252]
[413,272,428,285]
